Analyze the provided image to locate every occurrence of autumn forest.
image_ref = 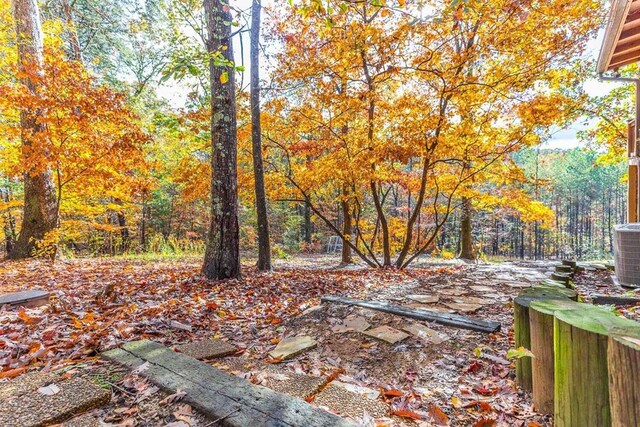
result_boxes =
[1,0,639,426]
[0,0,629,269]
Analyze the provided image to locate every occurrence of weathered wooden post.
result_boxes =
[513,287,576,391]
[528,299,580,415]
[608,333,640,427]
[554,308,640,427]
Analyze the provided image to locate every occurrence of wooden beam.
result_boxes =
[321,295,501,333]
[599,0,634,73]
[629,164,638,222]
[612,38,640,56]
[610,49,640,67]
[103,340,354,427]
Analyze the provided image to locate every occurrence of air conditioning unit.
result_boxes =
[613,223,640,288]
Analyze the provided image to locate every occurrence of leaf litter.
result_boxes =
[0,256,593,426]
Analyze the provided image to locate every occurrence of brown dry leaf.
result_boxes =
[392,409,423,420]
[0,367,26,379]
[428,404,449,425]
[473,417,497,427]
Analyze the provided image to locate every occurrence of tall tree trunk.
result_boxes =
[8,0,58,260]
[250,0,271,271]
[202,0,241,280]
[341,186,352,264]
[458,196,476,261]
[303,198,312,244]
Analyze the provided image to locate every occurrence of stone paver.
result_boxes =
[314,383,388,418]
[63,413,101,427]
[407,294,440,304]
[437,288,468,296]
[269,335,317,360]
[0,375,110,427]
[401,322,447,345]
[469,285,494,293]
[0,371,56,400]
[259,370,325,400]
[176,339,236,360]
[363,325,409,344]
[0,290,49,309]
[443,301,483,313]
[331,316,371,333]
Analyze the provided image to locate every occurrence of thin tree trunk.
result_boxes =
[8,0,59,260]
[303,198,312,244]
[459,196,476,261]
[250,0,271,271]
[341,185,352,264]
[202,0,240,280]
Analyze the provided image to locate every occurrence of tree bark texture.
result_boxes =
[250,0,271,271]
[8,0,59,260]
[202,0,240,280]
[459,196,476,260]
[608,334,640,427]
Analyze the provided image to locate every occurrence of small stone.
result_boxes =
[469,285,494,293]
[454,296,489,305]
[443,302,483,313]
[401,322,447,345]
[502,281,530,289]
[407,294,440,304]
[167,320,192,332]
[0,290,49,309]
[269,336,317,360]
[314,383,388,418]
[176,339,236,360]
[363,325,409,344]
[331,316,371,333]
[437,288,467,296]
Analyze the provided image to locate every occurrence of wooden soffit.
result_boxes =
[598,0,640,73]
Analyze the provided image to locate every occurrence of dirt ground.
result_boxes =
[1,254,638,426]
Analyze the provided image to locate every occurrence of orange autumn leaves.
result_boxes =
[0,20,149,237]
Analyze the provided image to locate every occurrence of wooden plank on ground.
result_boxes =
[321,296,501,333]
[102,340,354,427]
[592,294,640,306]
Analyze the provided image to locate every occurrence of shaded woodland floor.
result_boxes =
[0,255,638,426]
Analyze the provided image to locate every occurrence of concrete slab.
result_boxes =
[401,322,447,345]
[437,288,467,296]
[0,290,49,309]
[175,339,236,360]
[63,413,101,427]
[314,383,388,418]
[331,316,371,333]
[363,325,409,344]
[0,371,56,400]
[407,294,440,304]
[443,302,483,313]
[0,376,110,427]
[259,370,324,400]
[269,336,317,360]
[469,285,494,293]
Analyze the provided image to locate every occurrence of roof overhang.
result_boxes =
[598,0,640,74]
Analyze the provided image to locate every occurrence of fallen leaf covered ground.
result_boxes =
[1,255,637,426]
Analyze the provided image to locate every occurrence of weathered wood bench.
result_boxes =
[103,340,355,427]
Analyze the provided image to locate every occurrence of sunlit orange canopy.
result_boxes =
[598,0,640,73]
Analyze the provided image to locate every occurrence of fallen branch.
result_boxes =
[320,296,500,333]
